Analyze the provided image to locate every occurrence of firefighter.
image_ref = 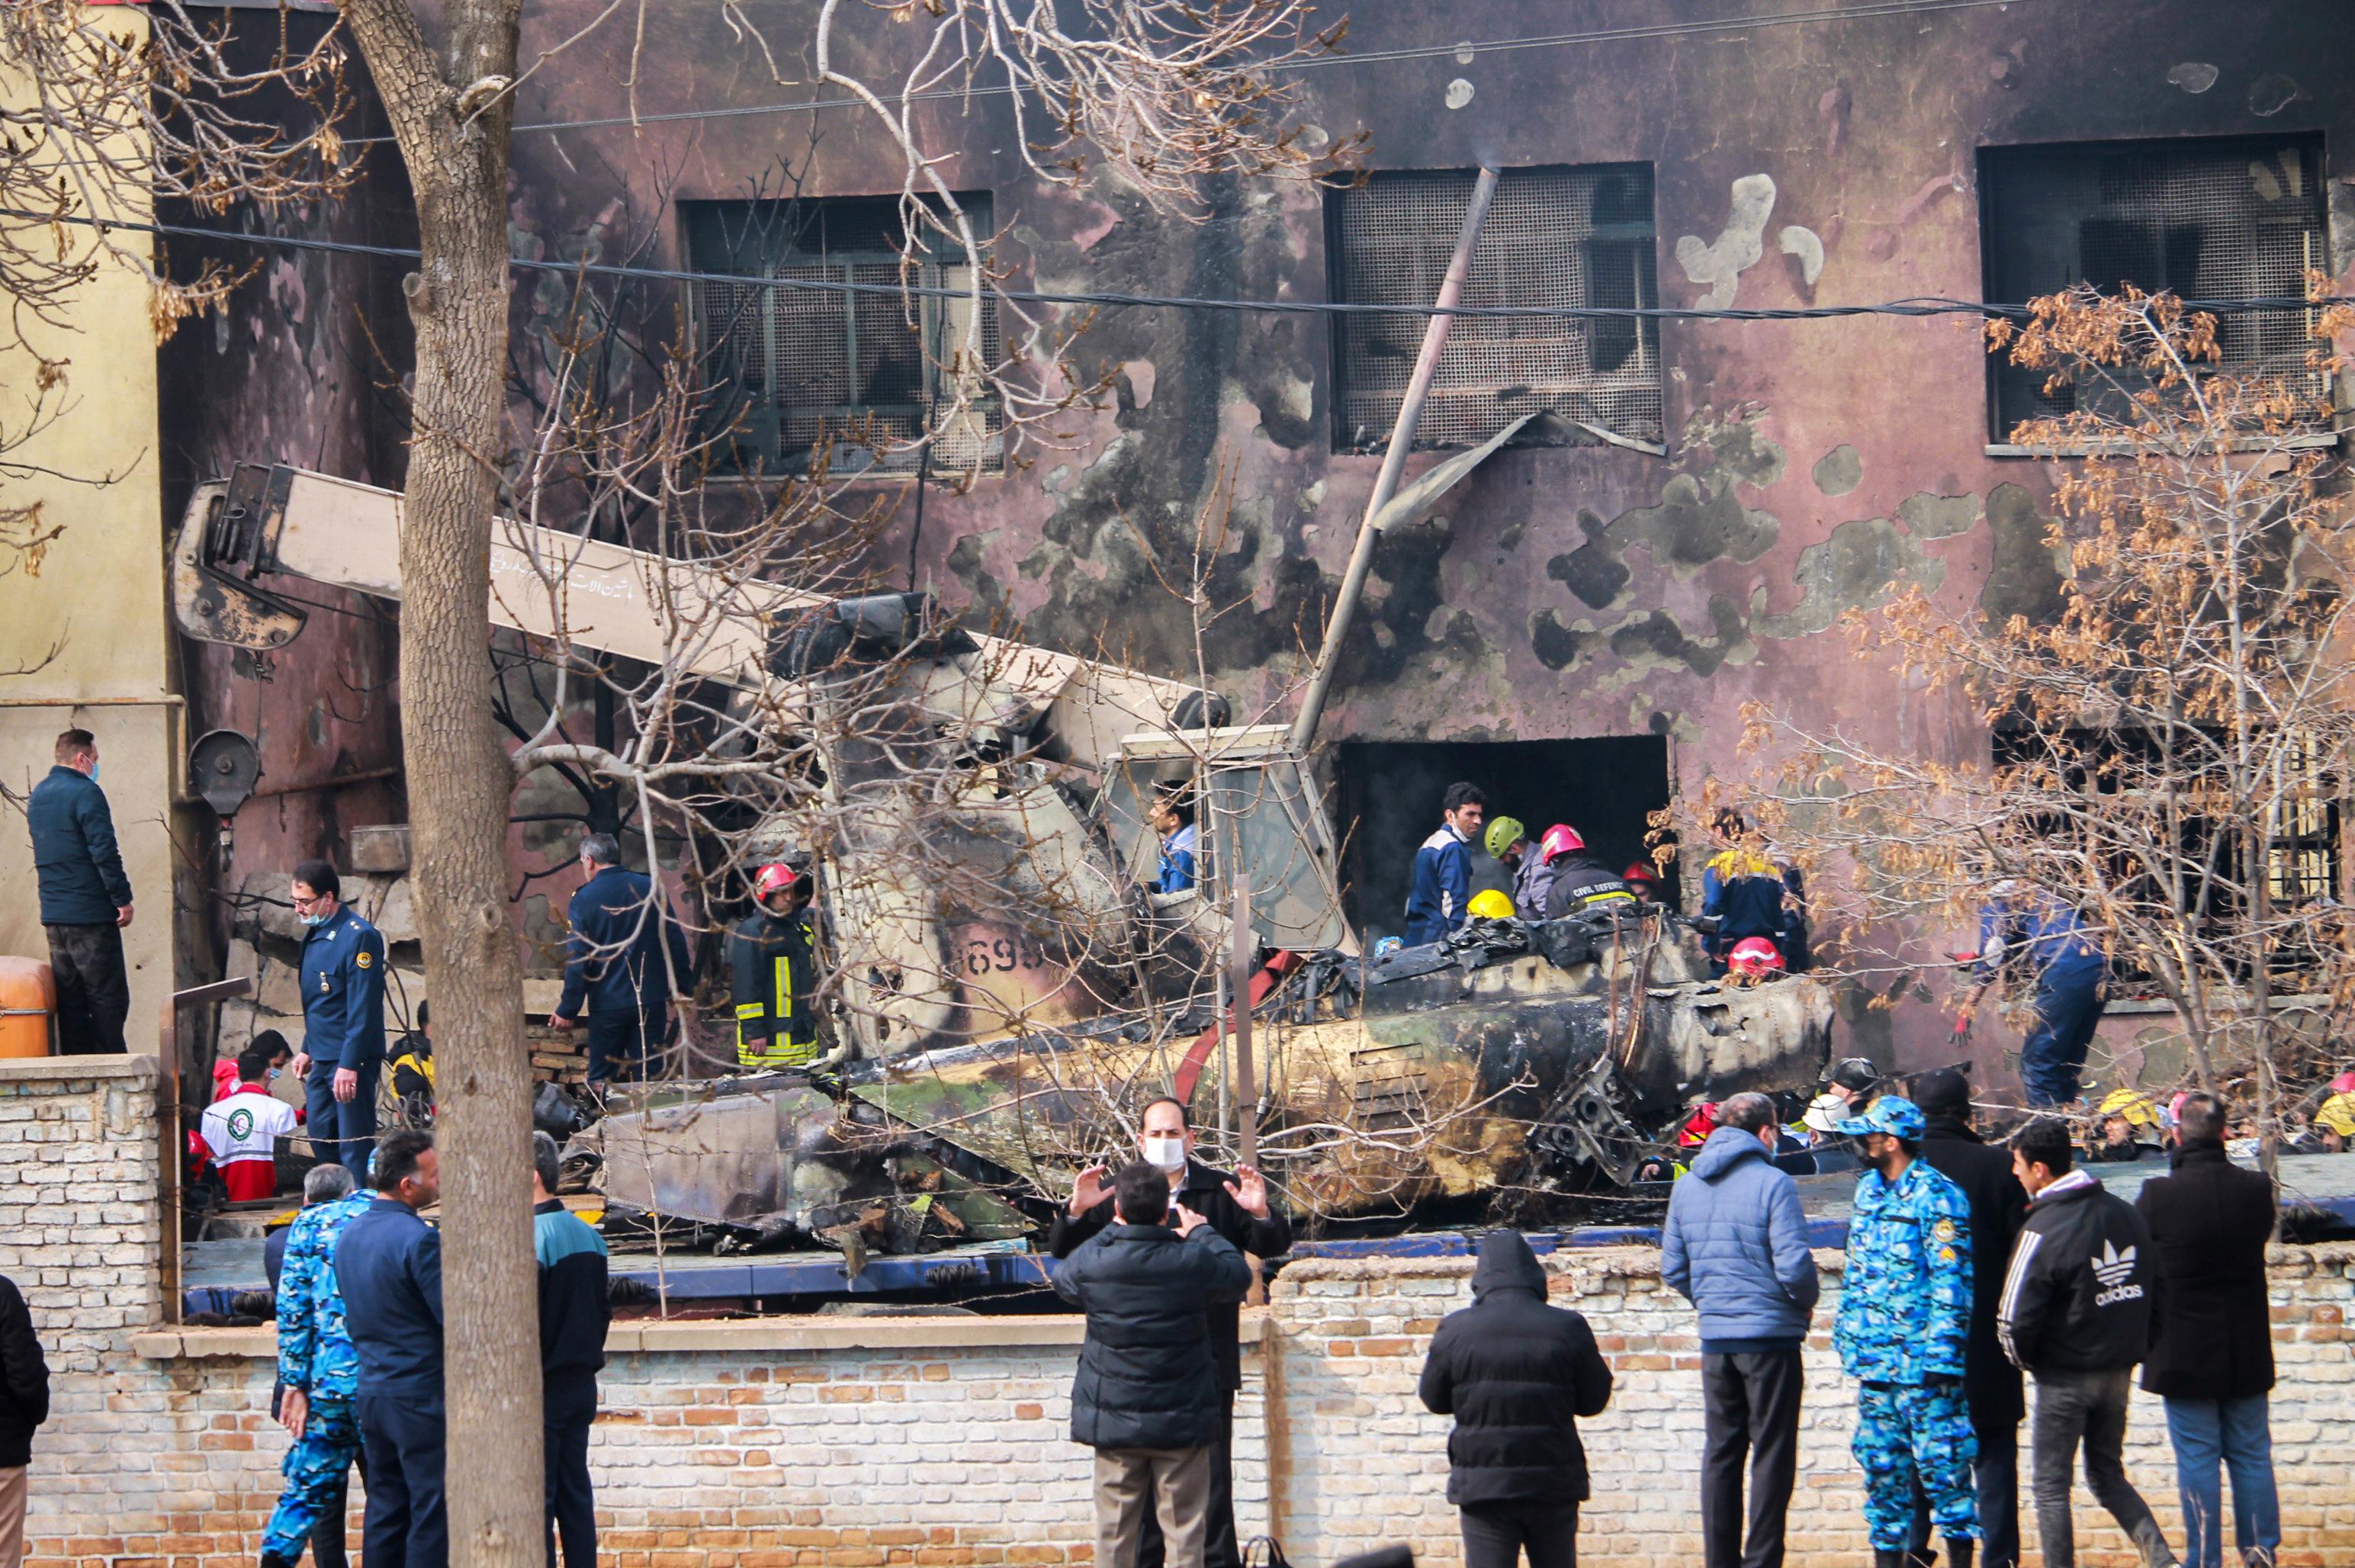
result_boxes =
[730,863,820,1070]
[1538,825,1639,918]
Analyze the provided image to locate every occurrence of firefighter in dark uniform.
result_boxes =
[730,863,819,1070]
[285,857,387,1178]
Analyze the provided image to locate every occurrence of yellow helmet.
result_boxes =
[2097,1088,2157,1129]
[2315,1092,2355,1139]
[1467,888,1518,921]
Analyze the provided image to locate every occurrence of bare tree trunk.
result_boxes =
[332,0,545,1560]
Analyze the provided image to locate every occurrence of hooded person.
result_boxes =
[1418,1232,1614,1568]
[1660,1093,1821,1568]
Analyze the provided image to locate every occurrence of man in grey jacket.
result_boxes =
[1662,1091,1823,1568]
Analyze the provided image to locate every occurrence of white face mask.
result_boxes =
[1142,1135,1187,1174]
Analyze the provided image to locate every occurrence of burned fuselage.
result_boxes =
[581,905,1833,1251]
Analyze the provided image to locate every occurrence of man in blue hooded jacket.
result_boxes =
[1971,885,2108,1107]
[1662,1091,1821,1568]
[1835,1094,1980,1568]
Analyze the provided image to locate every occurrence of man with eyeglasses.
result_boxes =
[284,859,387,1177]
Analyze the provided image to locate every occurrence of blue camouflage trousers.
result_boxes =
[1855,1379,1978,1549]
[263,1396,363,1563]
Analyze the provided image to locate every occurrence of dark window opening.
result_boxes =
[1333,736,1674,940]
[684,194,1004,477]
[1990,724,2340,991]
[1326,164,1664,455]
[1980,134,2329,439]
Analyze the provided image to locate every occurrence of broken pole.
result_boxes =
[1289,165,1501,754]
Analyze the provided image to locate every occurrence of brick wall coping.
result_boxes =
[1267,1239,2355,1289]
[0,1054,156,1085]
[130,1308,1273,1361]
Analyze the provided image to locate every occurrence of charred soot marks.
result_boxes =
[1812,444,1862,496]
[1980,482,2067,626]
[1529,609,1600,673]
[1753,516,1942,639]
[1647,711,1674,736]
[1609,598,1750,677]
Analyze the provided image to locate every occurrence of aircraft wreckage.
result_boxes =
[574,904,1835,1261]
[170,464,1839,1269]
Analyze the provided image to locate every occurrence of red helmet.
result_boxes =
[1622,861,1659,885]
[1678,1102,1720,1147]
[1538,824,1585,863]
[753,863,801,901]
[1727,937,1786,978]
[2333,1070,2355,1097]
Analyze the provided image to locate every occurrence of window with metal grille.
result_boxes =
[1326,165,1663,455]
[1981,135,2329,439]
[685,194,1003,476]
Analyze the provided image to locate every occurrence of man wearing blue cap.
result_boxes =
[1833,1094,1981,1568]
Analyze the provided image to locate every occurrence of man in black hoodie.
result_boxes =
[1054,1161,1251,1568]
[1996,1120,2176,1568]
[0,1269,50,1568]
[1907,1070,2030,1568]
[1418,1232,1614,1568]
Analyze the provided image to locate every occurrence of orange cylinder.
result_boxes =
[0,956,56,1059]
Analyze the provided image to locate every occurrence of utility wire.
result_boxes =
[8,203,2343,325]
[347,0,2031,146]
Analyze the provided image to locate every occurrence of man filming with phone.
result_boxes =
[1052,1097,1291,1568]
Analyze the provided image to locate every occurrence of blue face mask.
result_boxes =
[86,763,99,785]
[300,909,332,928]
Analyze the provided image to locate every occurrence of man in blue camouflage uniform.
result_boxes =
[262,1174,377,1568]
[1833,1094,1981,1568]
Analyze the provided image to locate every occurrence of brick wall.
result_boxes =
[8,1054,2354,1568]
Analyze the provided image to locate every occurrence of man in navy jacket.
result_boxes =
[548,834,694,1084]
[26,728,134,1054]
[532,1132,609,1568]
[1662,1092,1821,1568]
[287,860,387,1177]
[1403,782,1485,946]
[335,1130,445,1568]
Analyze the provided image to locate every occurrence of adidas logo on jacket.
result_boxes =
[1996,1168,2161,1374]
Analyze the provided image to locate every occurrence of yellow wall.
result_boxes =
[0,5,182,1051]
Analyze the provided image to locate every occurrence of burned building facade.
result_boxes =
[155,0,2355,1075]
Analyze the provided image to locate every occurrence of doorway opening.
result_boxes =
[1332,735,1674,941]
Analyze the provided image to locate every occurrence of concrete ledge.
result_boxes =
[0,1054,158,1085]
[133,1310,1271,1361]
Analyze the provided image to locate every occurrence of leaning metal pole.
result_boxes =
[1288,165,1501,754]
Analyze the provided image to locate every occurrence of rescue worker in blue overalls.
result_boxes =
[729,863,820,1070]
[1968,883,2109,1108]
[1833,1094,1981,1568]
[263,1171,376,1568]
[286,858,386,1178]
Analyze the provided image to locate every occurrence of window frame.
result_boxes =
[1976,132,2335,452]
[682,193,1003,480]
[1322,162,1666,458]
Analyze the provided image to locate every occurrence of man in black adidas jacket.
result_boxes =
[1996,1120,2177,1568]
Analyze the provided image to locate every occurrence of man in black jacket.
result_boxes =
[336,1129,448,1568]
[1907,1070,2030,1568]
[27,728,135,1055]
[548,834,696,1084]
[0,1268,50,1568]
[1418,1230,1614,1568]
[1052,1097,1290,1568]
[1996,1120,2176,1568]
[2135,1094,2278,1568]
[1053,1161,1251,1568]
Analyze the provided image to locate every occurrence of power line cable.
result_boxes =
[347,0,2030,146]
[8,203,2342,325]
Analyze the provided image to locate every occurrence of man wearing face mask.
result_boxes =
[1833,1094,1981,1568]
[1052,1097,1291,1568]
[285,860,387,1178]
